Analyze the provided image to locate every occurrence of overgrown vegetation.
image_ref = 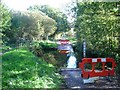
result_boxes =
[29,41,67,68]
[1,1,120,88]
[28,5,70,39]
[2,48,62,88]
[75,2,120,73]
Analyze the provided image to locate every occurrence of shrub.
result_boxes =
[2,48,62,88]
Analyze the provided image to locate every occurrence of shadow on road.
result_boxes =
[59,68,120,89]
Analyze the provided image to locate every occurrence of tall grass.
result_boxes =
[2,48,61,88]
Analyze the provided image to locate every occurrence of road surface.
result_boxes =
[60,68,120,89]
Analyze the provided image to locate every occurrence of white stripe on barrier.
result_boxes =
[101,58,106,62]
[92,58,97,62]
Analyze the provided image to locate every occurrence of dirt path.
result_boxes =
[60,68,120,89]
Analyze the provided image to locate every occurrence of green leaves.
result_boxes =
[0,3,12,46]
[75,2,119,57]
[5,10,57,45]
[0,3,11,31]
[28,5,69,38]
[2,48,61,88]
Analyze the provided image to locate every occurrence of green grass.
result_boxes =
[2,48,62,88]
[39,41,58,49]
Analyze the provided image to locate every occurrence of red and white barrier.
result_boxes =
[79,58,116,78]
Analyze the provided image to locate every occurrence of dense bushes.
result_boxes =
[2,48,62,88]
[28,41,67,68]
[75,2,120,75]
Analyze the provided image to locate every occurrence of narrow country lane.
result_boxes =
[60,68,120,89]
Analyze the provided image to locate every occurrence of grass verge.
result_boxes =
[2,48,62,88]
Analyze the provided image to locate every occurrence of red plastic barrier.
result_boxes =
[57,39,71,54]
[58,40,70,44]
[58,50,69,54]
[79,58,116,78]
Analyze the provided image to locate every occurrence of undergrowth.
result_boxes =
[2,48,62,88]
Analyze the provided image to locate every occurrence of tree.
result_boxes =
[5,11,57,45]
[0,3,11,44]
[75,2,119,58]
[28,5,69,39]
[42,16,57,40]
[63,0,77,28]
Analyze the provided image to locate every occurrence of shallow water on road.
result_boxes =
[67,55,77,68]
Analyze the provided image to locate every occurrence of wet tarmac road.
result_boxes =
[60,68,120,89]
